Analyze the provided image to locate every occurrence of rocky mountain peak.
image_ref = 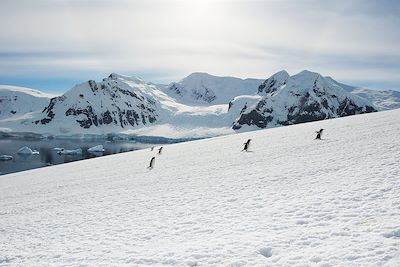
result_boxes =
[258,70,290,95]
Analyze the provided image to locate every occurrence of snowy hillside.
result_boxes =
[165,72,263,105]
[0,85,52,119]
[233,70,376,130]
[1,109,399,266]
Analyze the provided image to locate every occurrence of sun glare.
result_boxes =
[174,0,226,30]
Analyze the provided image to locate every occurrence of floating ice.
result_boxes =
[17,146,39,155]
[88,145,105,153]
[0,155,13,161]
[58,148,82,155]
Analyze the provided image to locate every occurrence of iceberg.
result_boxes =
[88,145,105,153]
[0,155,13,161]
[17,146,34,155]
[58,148,82,155]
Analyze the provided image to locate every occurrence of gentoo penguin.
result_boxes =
[315,129,324,140]
[242,139,251,151]
[148,156,155,169]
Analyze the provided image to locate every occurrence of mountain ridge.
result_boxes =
[0,70,397,138]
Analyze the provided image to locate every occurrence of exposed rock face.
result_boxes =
[38,97,58,125]
[232,70,377,130]
[35,74,159,130]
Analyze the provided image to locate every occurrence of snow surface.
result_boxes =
[1,109,399,266]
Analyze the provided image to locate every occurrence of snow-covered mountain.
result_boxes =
[35,73,162,132]
[0,85,52,119]
[325,77,400,111]
[164,72,263,105]
[0,70,399,138]
[0,74,232,137]
[232,70,376,130]
[350,88,400,110]
[1,109,399,266]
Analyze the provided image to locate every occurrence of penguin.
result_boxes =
[315,129,324,140]
[148,156,155,169]
[150,146,154,151]
[158,146,163,154]
[242,139,251,151]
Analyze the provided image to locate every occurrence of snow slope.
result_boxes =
[1,109,399,266]
[0,85,52,119]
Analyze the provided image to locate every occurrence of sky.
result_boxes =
[0,0,399,94]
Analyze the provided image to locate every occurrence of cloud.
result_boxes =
[0,0,399,91]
